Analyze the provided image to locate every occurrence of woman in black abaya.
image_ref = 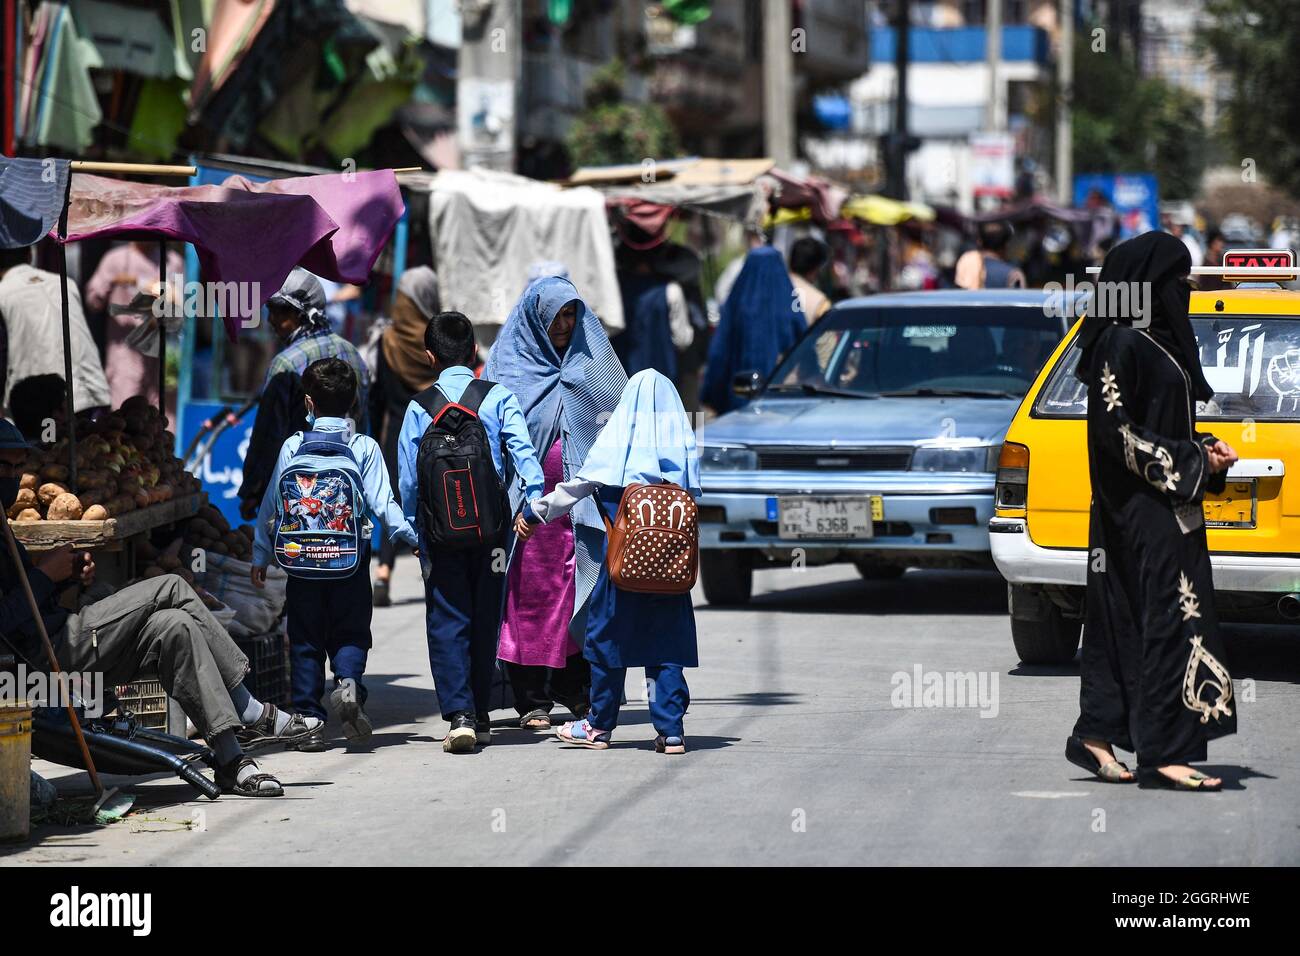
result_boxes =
[1067,231,1239,791]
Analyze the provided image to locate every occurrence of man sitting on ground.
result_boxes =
[0,421,317,796]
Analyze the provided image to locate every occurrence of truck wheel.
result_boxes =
[1009,584,1082,664]
[854,559,906,580]
[700,550,753,605]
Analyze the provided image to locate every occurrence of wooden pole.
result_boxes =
[1,515,103,796]
[158,241,166,414]
[69,161,196,177]
[56,178,77,494]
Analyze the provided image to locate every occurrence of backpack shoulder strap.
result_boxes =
[297,430,361,468]
[414,384,450,418]
[459,378,496,416]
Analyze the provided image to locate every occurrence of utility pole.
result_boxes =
[985,0,1003,132]
[884,0,911,200]
[1056,0,1074,203]
[457,0,521,171]
[763,0,795,167]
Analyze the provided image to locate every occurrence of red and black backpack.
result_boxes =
[414,378,509,549]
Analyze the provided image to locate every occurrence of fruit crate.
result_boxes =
[234,627,289,712]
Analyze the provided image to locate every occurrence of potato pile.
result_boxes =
[8,395,203,522]
[181,504,255,562]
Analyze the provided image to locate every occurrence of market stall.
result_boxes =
[2,153,407,726]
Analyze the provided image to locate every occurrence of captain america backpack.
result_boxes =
[271,431,370,579]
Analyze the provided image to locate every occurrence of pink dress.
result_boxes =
[497,440,578,669]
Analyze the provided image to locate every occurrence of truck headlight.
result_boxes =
[910,444,998,473]
[700,445,758,471]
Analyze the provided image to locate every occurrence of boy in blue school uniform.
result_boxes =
[398,311,544,753]
[252,358,418,750]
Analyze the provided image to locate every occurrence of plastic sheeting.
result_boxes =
[418,169,624,330]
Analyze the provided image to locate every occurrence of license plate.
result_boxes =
[1204,480,1256,529]
[778,495,883,539]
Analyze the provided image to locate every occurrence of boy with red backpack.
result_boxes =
[398,311,544,753]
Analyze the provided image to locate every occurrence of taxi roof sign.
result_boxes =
[1085,247,1298,282]
[1221,248,1297,282]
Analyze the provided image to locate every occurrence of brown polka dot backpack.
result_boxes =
[595,482,699,594]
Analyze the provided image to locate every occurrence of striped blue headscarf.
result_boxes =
[485,276,628,627]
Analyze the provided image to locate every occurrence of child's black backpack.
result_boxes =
[414,378,509,549]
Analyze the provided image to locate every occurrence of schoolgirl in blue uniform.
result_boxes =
[517,370,700,754]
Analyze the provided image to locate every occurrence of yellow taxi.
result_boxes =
[990,250,1300,663]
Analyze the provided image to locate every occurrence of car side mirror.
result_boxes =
[732,370,762,399]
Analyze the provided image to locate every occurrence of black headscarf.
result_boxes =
[1075,230,1213,401]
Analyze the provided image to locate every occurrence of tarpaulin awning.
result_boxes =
[969,196,1095,225]
[841,194,936,226]
[764,168,847,224]
[58,168,405,339]
[411,168,623,330]
[0,155,70,249]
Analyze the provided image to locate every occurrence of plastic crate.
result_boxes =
[111,679,170,730]
[235,629,289,712]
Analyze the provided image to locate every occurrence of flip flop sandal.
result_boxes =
[1065,735,1134,783]
[1142,769,1223,792]
[519,709,552,730]
[216,757,284,797]
[555,719,610,750]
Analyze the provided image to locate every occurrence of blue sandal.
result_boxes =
[555,718,610,749]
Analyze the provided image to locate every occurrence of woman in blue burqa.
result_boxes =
[484,276,628,729]
[701,245,807,415]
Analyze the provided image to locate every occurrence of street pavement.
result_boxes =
[6,563,1298,866]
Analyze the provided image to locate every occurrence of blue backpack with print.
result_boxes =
[271,431,369,579]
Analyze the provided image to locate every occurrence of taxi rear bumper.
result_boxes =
[989,516,1300,593]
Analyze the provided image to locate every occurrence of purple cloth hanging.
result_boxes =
[56,170,404,339]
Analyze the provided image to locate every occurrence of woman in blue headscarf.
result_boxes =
[517,370,701,755]
[701,245,807,414]
[483,276,627,729]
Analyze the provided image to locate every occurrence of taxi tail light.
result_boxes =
[995,442,1029,510]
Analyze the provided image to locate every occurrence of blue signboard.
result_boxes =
[1073,173,1160,241]
[178,400,257,532]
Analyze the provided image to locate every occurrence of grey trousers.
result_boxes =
[57,574,249,738]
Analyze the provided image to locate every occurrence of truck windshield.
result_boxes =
[1034,315,1300,422]
[767,306,1065,399]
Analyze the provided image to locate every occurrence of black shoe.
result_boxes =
[372,579,391,607]
[444,713,476,753]
[286,724,328,752]
[475,712,492,747]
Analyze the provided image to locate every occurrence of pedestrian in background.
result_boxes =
[788,236,831,323]
[701,246,805,415]
[484,276,626,730]
[955,222,1026,290]
[1066,231,1238,791]
[238,269,370,521]
[83,240,184,408]
[368,266,439,606]
[0,245,109,416]
[613,239,694,382]
[518,370,701,755]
